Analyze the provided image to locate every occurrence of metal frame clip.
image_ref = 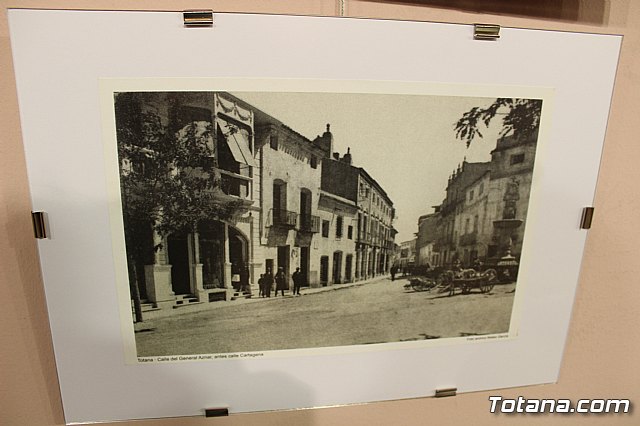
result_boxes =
[581,207,595,229]
[184,10,214,28]
[204,407,229,417]
[435,387,457,398]
[31,211,48,239]
[474,24,500,40]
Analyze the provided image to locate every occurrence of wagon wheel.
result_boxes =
[480,282,495,293]
[480,269,497,293]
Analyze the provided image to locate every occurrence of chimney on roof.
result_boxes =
[314,123,334,159]
[333,152,340,160]
[341,147,352,165]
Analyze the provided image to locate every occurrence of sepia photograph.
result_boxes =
[110,87,544,360]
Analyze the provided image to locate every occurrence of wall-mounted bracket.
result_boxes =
[474,24,500,40]
[31,211,48,239]
[580,207,595,229]
[183,10,213,28]
[435,387,457,398]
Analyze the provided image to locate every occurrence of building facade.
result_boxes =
[118,92,395,318]
[251,105,326,290]
[420,130,538,271]
[316,189,358,285]
[116,92,260,311]
[415,213,439,268]
[396,238,416,272]
[321,149,395,282]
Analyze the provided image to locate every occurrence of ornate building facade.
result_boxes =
[117,92,395,318]
[417,130,538,271]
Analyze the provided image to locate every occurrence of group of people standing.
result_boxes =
[257,267,305,298]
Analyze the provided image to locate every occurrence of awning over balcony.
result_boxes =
[217,119,257,167]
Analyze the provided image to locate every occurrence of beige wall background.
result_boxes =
[1,1,637,425]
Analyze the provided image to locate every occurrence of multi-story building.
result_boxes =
[436,161,491,267]
[316,189,358,285]
[321,149,395,281]
[415,213,439,267]
[116,92,260,311]
[250,106,337,289]
[418,129,538,270]
[396,238,416,272]
[119,92,394,318]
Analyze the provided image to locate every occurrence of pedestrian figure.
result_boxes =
[258,274,265,297]
[390,265,397,281]
[264,268,274,298]
[292,267,303,295]
[452,259,463,279]
[275,267,288,297]
[472,258,483,272]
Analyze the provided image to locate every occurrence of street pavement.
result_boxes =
[134,275,516,356]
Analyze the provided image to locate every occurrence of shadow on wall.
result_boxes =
[366,0,610,25]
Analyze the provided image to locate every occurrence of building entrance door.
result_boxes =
[229,227,248,274]
[199,221,225,289]
[345,254,353,283]
[300,246,310,287]
[320,256,329,286]
[277,245,290,277]
[332,251,343,284]
[167,233,190,295]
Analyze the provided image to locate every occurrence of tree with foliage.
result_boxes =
[114,93,245,322]
[454,98,543,147]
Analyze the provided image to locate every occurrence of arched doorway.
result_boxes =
[168,221,250,296]
[229,226,249,287]
[199,221,225,289]
[199,221,249,289]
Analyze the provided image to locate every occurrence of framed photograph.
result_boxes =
[102,81,550,363]
[8,9,621,424]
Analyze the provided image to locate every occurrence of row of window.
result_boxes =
[468,181,485,202]
[269,134,318,169]
[321,217,354,240]
[359,183,393,221]
[467,154,525,202]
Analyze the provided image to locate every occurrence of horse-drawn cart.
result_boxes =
[404,268,498,296]
[440,268,498,296]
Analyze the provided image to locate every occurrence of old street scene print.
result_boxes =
[113,90,542,359]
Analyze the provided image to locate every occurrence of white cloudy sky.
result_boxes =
[231,91,504,243]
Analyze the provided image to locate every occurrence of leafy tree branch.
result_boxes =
[454,98,543,148]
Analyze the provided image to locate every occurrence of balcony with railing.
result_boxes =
[270,208,297,228]
[298,214,320,233]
